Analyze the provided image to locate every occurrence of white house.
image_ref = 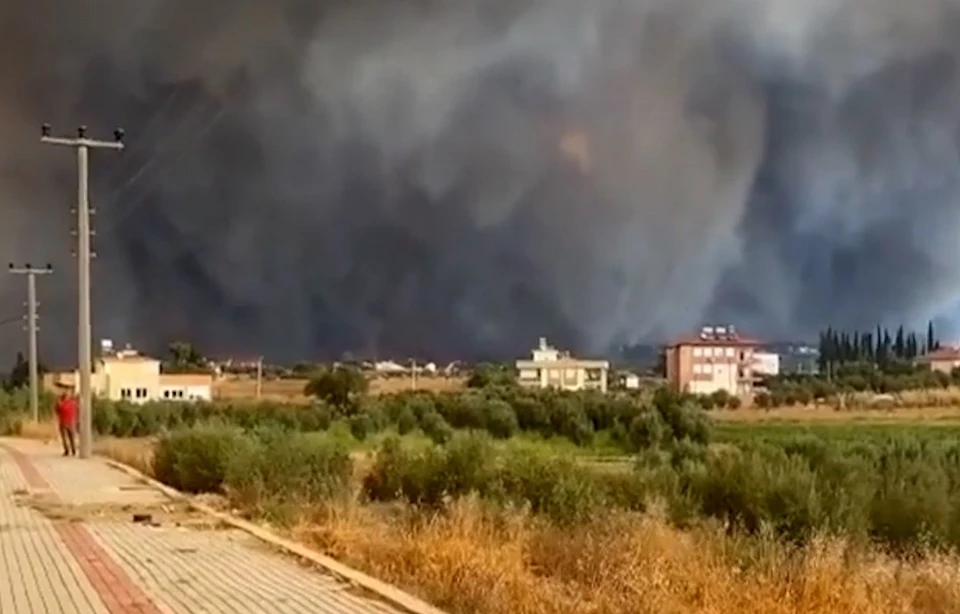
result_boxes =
[516,337,609,392]
[752,352,781,377]
[45,341,213,404]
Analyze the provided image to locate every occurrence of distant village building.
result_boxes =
[515,337,609,392]
[44,340,213,403]
[752,352,781,377]
[918,346,960,374]
[779,345,820,375]
[622,373,641,390]
[664,326,762,397]
[373,360,408,374]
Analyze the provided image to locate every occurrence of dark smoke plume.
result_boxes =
[3,0,960,363]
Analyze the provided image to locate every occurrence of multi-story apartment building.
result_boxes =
[664,326,762,397]
[515,337,609,392]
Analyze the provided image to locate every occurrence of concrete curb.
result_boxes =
[99,457,447,614]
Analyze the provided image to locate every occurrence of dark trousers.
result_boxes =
[59,424,77,456]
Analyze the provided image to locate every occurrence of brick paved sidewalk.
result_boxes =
[0,438,408,614]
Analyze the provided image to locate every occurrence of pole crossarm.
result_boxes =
[41,136,124,150]
[40,123,124,458]
[8,266,54,275]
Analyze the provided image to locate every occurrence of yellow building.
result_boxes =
[515,337,609,392]
[44,343,213,403]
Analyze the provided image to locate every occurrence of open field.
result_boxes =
[213,375,466,401]
[711,404,960,423]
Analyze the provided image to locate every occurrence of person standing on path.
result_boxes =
[55,391,78,456]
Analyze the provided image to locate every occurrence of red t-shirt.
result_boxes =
[55,396,78,426]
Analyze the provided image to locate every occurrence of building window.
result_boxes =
[693,347,702,357]
[163,390,170,399]
[693,364,702,374]
[726,347,735,357]
[703,364,713,374]
[135,388,148,399]
[120,388,131,399]
[703,347,713,357]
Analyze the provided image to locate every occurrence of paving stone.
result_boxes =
[0,439,407,614]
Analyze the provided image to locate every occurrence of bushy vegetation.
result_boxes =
[7,361,960,554]
[137,405,960,553]
[362,432,644,524]
[756,363,960,408]
[151,425,353,518]
[0,388,54,434]
[29,386,704,454]
[115,424,960,614]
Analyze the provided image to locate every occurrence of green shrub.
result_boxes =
[363,436,449,505]
[349,413,374,441]
[363,432,497,506]
[627,410,667,451]
[225,431,352,508]
[420,410,454,444]
[484,399,519,439]
[498,445,605,525]
[152,426,252,493]
[395,406,418,435]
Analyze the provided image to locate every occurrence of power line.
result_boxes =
[26,5,250,358]
[0,315,24,328]
[106,103,225,216]
[34,103,229,315]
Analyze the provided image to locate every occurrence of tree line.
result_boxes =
[817,321,941,373]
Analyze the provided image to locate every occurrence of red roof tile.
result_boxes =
[919,347,960,362]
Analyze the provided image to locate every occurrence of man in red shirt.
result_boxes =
[55,391,78,457]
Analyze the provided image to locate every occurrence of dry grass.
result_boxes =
[896,387,960,406]
[368,376,467,396]
[213,377,312,403]
[93,436,156,476]
[18,418,60,442]
[294,499,960,614]
[213,375,466,402]
[93,437,960,614]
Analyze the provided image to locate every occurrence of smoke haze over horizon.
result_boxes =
[3,0,960,363]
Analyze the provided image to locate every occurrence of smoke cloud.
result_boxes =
[3,0,960,362]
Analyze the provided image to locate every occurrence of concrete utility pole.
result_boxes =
[41,124,124,459]
[255,357,263,400]
[7,264,54,423]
